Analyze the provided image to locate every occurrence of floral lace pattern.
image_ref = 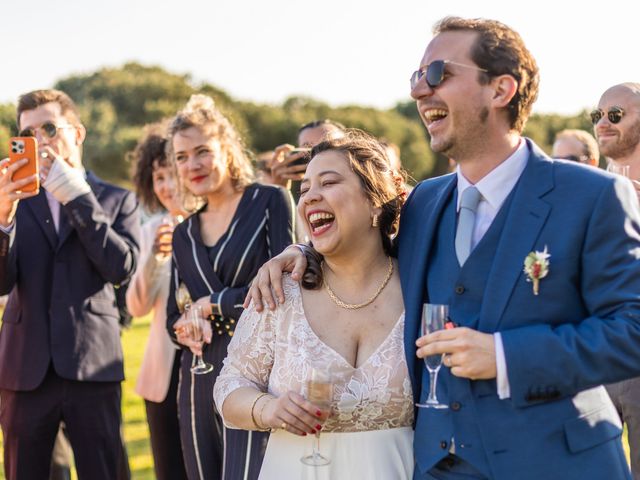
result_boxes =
[214,276,414,432]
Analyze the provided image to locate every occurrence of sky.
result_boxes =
[2,0,639,116]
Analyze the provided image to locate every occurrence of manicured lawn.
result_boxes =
[0,314,155,479]
[0,314,632,478]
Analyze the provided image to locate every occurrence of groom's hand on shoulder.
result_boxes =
[416,327,497,380]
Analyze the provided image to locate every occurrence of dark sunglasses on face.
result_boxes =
[19,121,71,139]
[410,60,489,90]
[590,106,625,125]
[555,154,589,163]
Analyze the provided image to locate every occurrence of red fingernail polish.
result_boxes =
[315,424,322,431]
[302,433,307,436]
[316,410,322,417]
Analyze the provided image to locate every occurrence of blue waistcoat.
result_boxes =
[415,186,515,477]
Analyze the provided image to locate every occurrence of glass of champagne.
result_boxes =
[155,214,184,262]
[607,161,630,178]
[188,304,214,375]
[301,367,332,466]
[175,283,192,314]
[416,303,449,409]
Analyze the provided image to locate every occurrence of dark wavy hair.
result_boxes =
[300,129,407,290]
[130,121,170,213]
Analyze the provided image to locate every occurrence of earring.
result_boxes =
[372,214,379,228]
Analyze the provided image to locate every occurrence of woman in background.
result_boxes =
[166,94,294,480]
[127,122,188,480]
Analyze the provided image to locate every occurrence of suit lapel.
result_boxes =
[24,191,58,249]
[402,175,457,393]
[183,212,226,295]
[479,142,554,333]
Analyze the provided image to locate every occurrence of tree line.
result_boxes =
[0,63,595,187]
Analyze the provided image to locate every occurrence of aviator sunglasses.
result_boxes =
[590,106,625,125]
[19,121,73,139]
[410,60,488,90]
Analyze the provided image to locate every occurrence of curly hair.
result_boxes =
[300,129,407,290]
[129,121,170,213]
[166,94,254,204]
[434,16,540,133]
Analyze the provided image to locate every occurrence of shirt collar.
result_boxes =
[456,138,529,212]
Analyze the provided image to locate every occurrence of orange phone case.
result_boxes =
[8,137,39,193]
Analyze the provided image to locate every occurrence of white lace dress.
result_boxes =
[214,276,415,480]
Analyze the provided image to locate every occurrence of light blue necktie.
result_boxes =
[455,186,482,266]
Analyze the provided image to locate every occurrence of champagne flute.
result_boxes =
[154,214,184,261]
[189,304,214,375]
[416,303,449,409]
[175,282,192,314]
[607,160,630,178]
[301,367,332,466]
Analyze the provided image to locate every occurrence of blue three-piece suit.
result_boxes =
[398,140,640,479]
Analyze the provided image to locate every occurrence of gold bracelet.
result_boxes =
[257,396,274,432]
[250,393,271,431]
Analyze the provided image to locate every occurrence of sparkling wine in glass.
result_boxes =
[175,283,192,314]
[301,368,332,466]
[416,303,449,409]
[607,161,630,178]
[188,304,214,375]
[154,216,175,261]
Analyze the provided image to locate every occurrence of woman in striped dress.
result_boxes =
[165,94,294,480]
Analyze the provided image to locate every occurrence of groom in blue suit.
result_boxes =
[245,16,640,480]
[402,17,640,479]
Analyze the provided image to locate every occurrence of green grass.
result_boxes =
[0,314,155,480]
[0,315,633,478]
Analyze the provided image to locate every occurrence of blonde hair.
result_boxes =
[166,95,254,203]
[555,129,600,162]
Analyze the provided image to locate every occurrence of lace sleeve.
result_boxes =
[213,298,277,428]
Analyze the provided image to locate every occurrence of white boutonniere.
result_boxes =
[523,246,550,296]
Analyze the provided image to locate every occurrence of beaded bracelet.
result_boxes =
[250,393,272,432]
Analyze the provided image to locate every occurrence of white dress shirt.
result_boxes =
[455,138,529,399]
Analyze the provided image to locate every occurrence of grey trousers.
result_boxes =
[607,378,640,480]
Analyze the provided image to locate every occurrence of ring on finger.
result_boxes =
[445,355,452,367]
[281,422,287,431]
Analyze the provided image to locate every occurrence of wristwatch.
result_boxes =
[210,292,221,317]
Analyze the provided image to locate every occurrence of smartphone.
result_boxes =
[8,137,39,193]
[288,147,311,167]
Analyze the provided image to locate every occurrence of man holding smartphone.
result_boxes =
[269,119,345,189]
[0,89,140,480]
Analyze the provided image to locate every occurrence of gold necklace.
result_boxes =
[322,257,394,310]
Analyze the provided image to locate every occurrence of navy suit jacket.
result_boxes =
[398,140,640,479]
[0,172,140,391]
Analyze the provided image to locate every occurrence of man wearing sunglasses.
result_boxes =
[594,83,640,197]
[592,82,640,480]
[551,129,600,167]
[246,16,640,480]
[0,89,140,480]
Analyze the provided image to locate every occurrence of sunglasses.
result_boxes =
[19,121,73,139]
[590,106,625,125]
[555,154,589,164]
[410,60,488,90]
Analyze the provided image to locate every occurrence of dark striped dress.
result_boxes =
[166,183,294,480]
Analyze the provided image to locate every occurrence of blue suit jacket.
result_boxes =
[398,141,640,479]
[0,172,140,391]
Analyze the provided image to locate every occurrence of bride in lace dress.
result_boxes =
[214,130,414,479]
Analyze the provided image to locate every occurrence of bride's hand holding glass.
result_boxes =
[259,391,328,437]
